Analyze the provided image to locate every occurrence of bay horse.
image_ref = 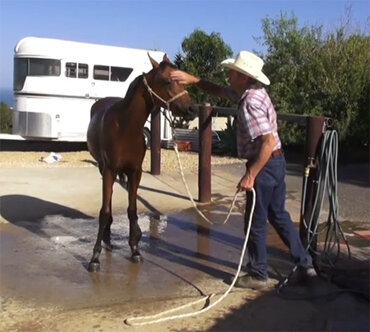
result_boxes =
[87,54,196,272]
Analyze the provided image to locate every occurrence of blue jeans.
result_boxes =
[244,155,313,280]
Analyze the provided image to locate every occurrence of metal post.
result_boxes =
[150,107,161,175]
[299,116,326,259]
[198,104,212,203]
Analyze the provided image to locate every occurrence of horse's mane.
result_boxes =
[123,73,144,103]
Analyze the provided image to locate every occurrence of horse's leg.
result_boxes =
[88,168,116,272]
[127,168,143,263]
[102,200,113,251]
[94,161,113,252]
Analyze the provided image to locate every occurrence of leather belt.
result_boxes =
[271,148,283,158]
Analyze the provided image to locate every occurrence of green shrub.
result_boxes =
[0,102,12,133]
[261,13,369,146]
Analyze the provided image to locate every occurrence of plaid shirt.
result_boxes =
[236,85,281,160]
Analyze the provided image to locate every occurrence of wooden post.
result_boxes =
[150,107,161,175]
[198,104,212,203]
[299,116,326,260]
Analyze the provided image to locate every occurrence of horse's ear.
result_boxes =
[148,52,159,68]
[163,53,171,63]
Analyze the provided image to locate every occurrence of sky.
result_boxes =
[0,0,369,89]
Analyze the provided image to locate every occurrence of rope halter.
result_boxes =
[142,75,189,112]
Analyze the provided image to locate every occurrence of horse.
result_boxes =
[86,54,196,272]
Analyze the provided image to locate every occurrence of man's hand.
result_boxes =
[237,170,255,192]
[170,70,200,85]
[237,133,275,192]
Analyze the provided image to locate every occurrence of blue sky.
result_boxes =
[0,0,369,89]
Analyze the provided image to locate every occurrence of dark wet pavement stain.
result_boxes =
[0,198,246,310]
[1,195,369,310]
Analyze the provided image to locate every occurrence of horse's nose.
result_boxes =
[186,106,198,121]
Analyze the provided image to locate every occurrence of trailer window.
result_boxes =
[78,64,88,78]
[66,62,77,78]
[65,63,88,79]
[111,67,133,82]
[14,58,61,91]
[29,58,60,76]
[14,58,28,91]
[94,65,109,80]
[93,65,133,82]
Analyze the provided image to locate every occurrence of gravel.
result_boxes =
[0,150,244,173]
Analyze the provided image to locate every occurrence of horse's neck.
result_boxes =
[119,77,153,129]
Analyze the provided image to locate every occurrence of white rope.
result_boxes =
[142,75,237,226]
[173,143,239,225]
[124,99,255,326]
[164,109,240,225]
[142,75,188,111]
[124,188,255,326]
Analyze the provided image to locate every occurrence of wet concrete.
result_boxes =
[1,190,251,311]
[1,165,369,331]
[2,201,368,310]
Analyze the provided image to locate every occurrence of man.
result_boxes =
[170,51,316,290]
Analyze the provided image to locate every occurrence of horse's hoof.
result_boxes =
[102,241,113,252]
[131,254,143,264]
[88,261,100,272]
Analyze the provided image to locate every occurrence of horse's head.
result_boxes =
[146,54,197,121]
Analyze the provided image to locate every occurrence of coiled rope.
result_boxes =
[124,188,255,326]
[124,108,257,326]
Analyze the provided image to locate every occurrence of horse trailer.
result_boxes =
[12,37,173,144]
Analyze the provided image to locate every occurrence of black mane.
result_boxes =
[124,74,144,103]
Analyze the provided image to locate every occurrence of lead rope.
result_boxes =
[124,85,253,326]
[162,109,239,226]
[142,77,239,225]
[173,143,239,226]
[124,188,255,326]
[142,75,189,111]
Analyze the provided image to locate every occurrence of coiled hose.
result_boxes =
[301,129,351,267]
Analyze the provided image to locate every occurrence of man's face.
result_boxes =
[228,69,248,95]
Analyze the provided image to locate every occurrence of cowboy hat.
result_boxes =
[221,51,270,85]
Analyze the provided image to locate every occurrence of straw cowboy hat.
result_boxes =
[221,51,270,85]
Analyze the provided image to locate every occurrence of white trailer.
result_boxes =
[12,37,172,143]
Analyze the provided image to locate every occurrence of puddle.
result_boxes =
[12,213,169,261]
[1,205,248,309]
[2,202,368,312]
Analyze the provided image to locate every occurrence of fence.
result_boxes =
[150,105,328,238]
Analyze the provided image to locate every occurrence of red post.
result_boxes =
[150,107,161,175]
[198,104,212,203]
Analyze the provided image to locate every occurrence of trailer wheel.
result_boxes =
[143,128,151,149]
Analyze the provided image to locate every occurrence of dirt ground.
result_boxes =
[0,150,244,172]
[2,278,369,332]
[0,150,369,332]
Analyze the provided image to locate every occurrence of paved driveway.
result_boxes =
[0,162,369,332]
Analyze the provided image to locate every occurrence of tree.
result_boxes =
[0,102,12,133]
[259,13,370,146]
[175,29,234,107]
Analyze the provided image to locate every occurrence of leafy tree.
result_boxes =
[260,13,370,146]
[174,29,234,107]
[0,102,12,133]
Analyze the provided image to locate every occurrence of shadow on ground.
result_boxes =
[207,286,370,331]
[1,194,93,224]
